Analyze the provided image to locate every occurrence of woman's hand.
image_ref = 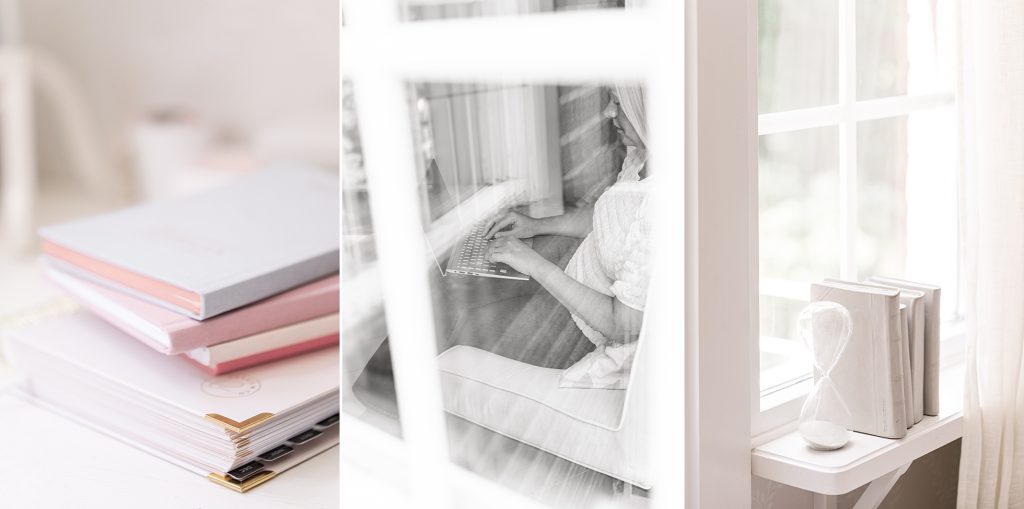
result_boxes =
[483,210,540,239]
[487,237,549,277]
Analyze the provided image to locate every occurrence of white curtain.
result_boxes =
[956,0,1024,507]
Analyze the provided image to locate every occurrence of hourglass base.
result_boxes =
[799,420,850,451]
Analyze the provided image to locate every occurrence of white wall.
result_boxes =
[21,0,338,181]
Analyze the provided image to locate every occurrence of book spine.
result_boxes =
[171,283,339,354]
[924,291,942,416]
[203,251,339,319]
[886,296,908,438]
[912,300,925,423]
[900,307,913,428]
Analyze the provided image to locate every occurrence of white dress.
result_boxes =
[560,163,651,389]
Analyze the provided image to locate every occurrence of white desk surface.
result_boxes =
[0,391,338,509]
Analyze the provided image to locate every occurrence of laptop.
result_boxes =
[444,222,533,281]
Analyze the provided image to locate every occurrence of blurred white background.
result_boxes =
[0,0,338,327]
[23,0,339,178]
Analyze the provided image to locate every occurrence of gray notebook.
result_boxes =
[39,166,339,320]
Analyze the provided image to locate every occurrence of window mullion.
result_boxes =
[758,104,843,135]
[354,70,455,508]
[853,92,955,122]
[347,2,454,504]
[342,11,652,81]
[758,92,955,136]
[838,0,857,280]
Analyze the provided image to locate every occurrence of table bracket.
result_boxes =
[812,460,913,509]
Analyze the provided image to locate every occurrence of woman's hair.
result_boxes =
[614,85,647,148]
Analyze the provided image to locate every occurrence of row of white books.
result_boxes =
[811,276,941,439]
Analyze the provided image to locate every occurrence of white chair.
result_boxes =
[436,338,652,490]
[0,25,35,250]
[0,0,118,252]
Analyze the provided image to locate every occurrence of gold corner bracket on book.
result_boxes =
[207,471,277,493]
[205,412,275,434]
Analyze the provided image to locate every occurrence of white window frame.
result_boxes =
[340,0,754,507]
[750,0,963,440]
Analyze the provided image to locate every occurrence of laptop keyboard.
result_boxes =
[450,223,510,275]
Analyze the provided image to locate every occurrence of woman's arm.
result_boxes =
[534,204,595,238]
[488,237,643,343]
[533,262,643,344]
[484,205,595,239]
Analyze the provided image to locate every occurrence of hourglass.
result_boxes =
[797,301,853,451]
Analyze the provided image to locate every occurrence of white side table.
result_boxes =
[752,363,964,509]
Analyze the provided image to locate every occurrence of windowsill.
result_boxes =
[750,360,964,495]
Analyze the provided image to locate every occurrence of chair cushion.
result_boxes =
[437,345,650,488]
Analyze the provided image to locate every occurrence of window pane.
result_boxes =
[758,0,838,113]
[759,127,839,392]
[343,82,377,274]
[856,108,959,320]
[759,127,841,282]
[760,295,813,393]
[350,79,654,507]
[856,116,907,279]
[342,81,398,436]
[399,0,625,22]
[408,82,594,226]
[857,0,956,100]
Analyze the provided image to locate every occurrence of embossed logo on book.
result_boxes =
[145,225,226,257]
[202,375,261,398]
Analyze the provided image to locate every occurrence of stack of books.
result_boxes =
[2,167,340,492]
[811,277,941,439]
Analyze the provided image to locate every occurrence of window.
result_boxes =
[756,0,960,409]
[412,82,566,254]
[342,1,691,507]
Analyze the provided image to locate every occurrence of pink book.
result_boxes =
[183,314,339,375]
[46,266,339,355]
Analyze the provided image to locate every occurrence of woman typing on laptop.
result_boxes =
[356,86,652,405]
[479,86,652,388]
